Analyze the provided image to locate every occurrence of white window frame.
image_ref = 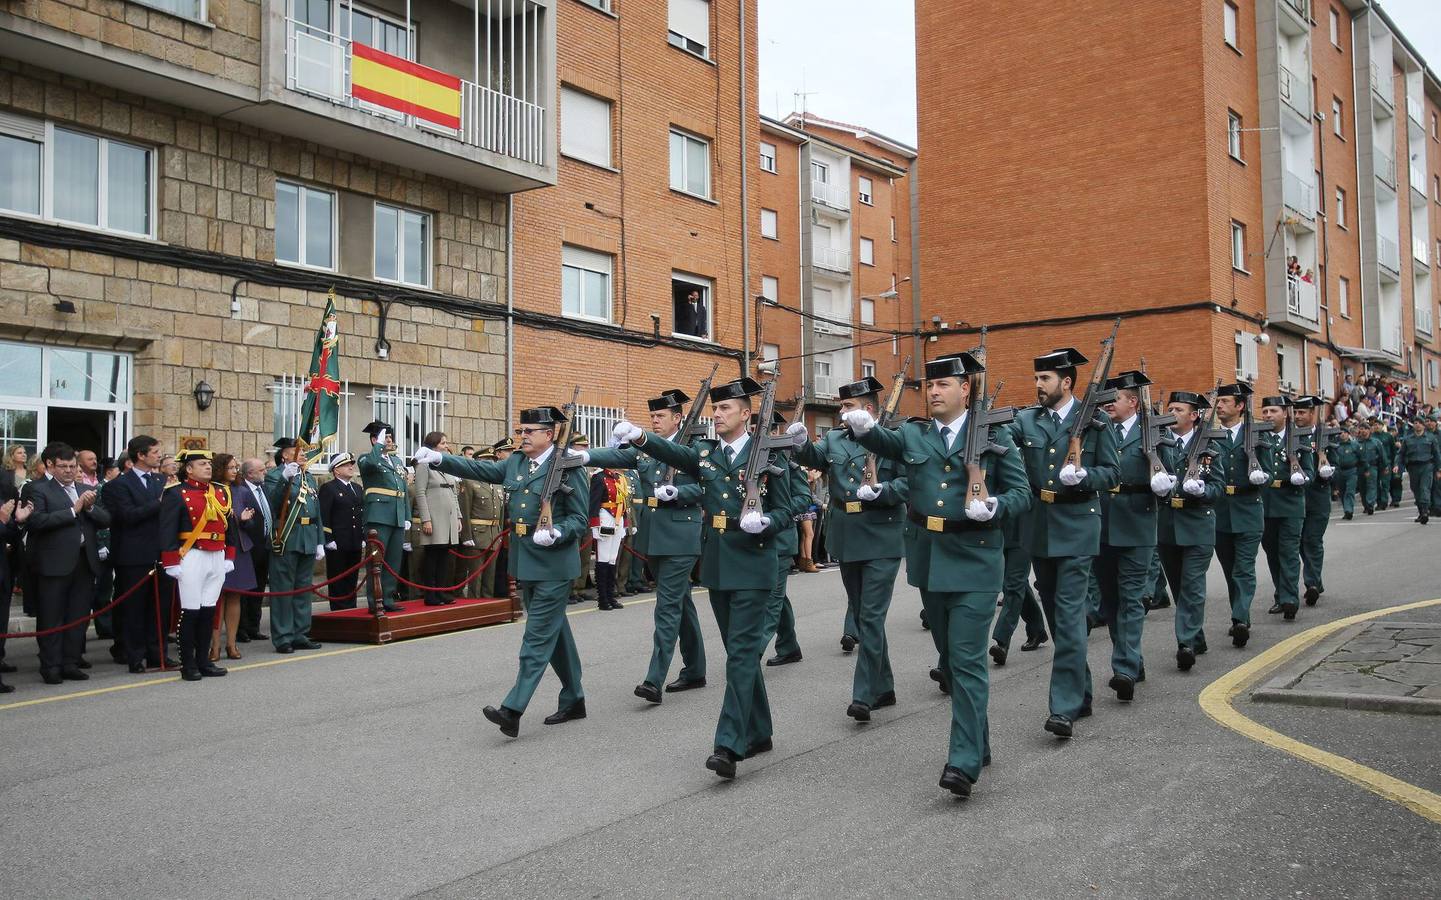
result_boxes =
[560,86,613,168]
[761,343,780,362]
[1338,275,1350,317]
[890,216,896,242]
[861,360,877,380]
[133,0,207,24]
[1335,188,1346,227]
[371,384,447,460]
[857,176,873,205]
[1231,220,1247,272]
[859,236,875,266]
[1223,1,1238,49]
[276,180,338,271]
[1234,332,1259,381]
[561,244,614,323]
[667,0,710,59]
[761,275,779,301]
[811,160,829,184]
[759,141,777,174]
[1329,8,1340,47]
[671,269,714,342]
[669,127,711,199]
[1333,98,1344,137]
[271,374,356,465]
[573,403,625,450]
[860,298,875,325]
[760,208,778,239]
[576,0,611,12]
[373,201,431,288]
[1227,110,1243,160]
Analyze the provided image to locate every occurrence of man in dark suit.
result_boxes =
[25,442,111,684]
[319,453,365,611]
[237,458,273,641]
[105,435,174,672]
[0,474,20,681]
[676,288,708,339]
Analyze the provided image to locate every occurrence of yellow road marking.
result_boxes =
[1199,597,1441,825]
[0,589,679,713]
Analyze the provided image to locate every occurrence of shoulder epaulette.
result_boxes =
[905,416,929,424]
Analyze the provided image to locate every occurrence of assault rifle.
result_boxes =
[739,374,790,522]
[1063,318,1121,471]
[663,363,720,487]
[1280,397,1311,481]
[536,387,584,533]
[1312,418,1342,471]
[963,329,1016,503]
[864,356,911,487]
[1138,357,1177,478]
[1242,396,1275,483]
[1171,386,1224,507]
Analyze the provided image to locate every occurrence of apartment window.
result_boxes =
[667,0,710,58]
[761,343,779,362]
[761,275,779,302]
[814,358,835,396]
[1434,174,1440,199]
[572,403,626,450]
[1332,98,1344,138]
[576,0,611,12]
[1230,221,1247,271]
[1227,110,1244,160]
[1223,2,1238,49]
[859,237,875,266]
[135,0,205,22]
[1335,187,1346,227]
[1338,275,1350,317]
[861,360,877,380]
[372,385,447,459]
[373,202,430,287]
[1317,357,1336,400]
[0,132,41,217]
[1234,331,1259,380]
[1329,8,1340,47]
[858,176,873,205]
[0,118,155,237]
[759,141,777,173]
[890,216,896,241]
[669,128,710,198]
[860,298,875,325]
[760,208,778,239]
[1433,112,1438,141]
[672,271,713,340]
[811,160,829,184]
[561,245,613,322]
[276,181,335,269]
[560,87,612,168]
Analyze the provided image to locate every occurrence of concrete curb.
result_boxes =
[1250,621,1441,715]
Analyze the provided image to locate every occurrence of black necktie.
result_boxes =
[1113,422,1124,442]
[939,426,952,448]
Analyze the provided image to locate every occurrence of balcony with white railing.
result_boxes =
[1281,0,1310,21]
[1375,147,1397,189]
[1286,274,1318,320]
[1283,170,1315,218]
[1410,165,1427,199]
[812,318,852,337]
[1382,323,1403,355]
[813,374,839,399]
[810,180,851,212]
[1415,238,1431,268]
[812,246,852,273]
[1418,303,1434,336]
[1279,65,1311,120]
[1379,235,1401,276]
[1408,95,1424,125]
[1371,63,1394,111]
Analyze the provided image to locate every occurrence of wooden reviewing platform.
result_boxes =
[308,595,520,645]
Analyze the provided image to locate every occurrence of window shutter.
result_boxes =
[561,88,611,167]
[668,0,709,48]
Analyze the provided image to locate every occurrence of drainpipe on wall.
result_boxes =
[506,198,514,428]
[738,0,751,377]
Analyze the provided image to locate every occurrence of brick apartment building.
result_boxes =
[754,112,921,432]
[915,0,1441,411]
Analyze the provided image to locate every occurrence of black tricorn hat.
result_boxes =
[1260,395,1292,408]
[1168,390,1210,409]
[520,406,566,425]
[647,389,691,412]
[709,377,764,403]
[925,352,983,380]
[1291,395,1321,410]
[1216,382,1254,398]
[361,420,393,438]
[838,376,885,400]
[1034,347,1088,372]
[770,410,789,428]
[1104,370,1152,391]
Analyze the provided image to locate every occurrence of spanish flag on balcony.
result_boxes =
[350,43,462,130]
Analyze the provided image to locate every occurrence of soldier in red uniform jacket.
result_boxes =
[588,468,629,611]
[160,449,238,681]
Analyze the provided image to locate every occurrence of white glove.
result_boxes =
[856,483,882,502]
[373,429,388,446]
[1248,468,1269,485]
[222,559,235,574]
[1058,464,1086,486]
[654,484,679,502]
[785,421,809,447]
[1183,478,1206,497]
[462,539,475,547]
[314,544,326,560]
[567,449,590,466]
[97,546,109,561]
[1289,470,1308,486]
[613,422,643,445]
[591,526,601,540]
[965,497,998,522]
[842,409,876,436]
[740,511,771,534]
[532,526,561,547]
[325,540,337,550]
[412,446,442,466]
[628,526,638,535]
[164,565,182,579]
[402,542,412,552]
[1150,472,1177,496]
[282,462,301,479]
[402,520,412,531]
[1319,464,1335,478]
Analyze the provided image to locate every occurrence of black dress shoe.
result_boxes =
[1137,666,1147,683]
[840,634,858,653]
[382,604,402,613]
[1230,622,1250,648]
[939,766,973,798]
[1342,512,1353,520]
[543,700,586,725]
[76,658,92,670]
[483,705,521,737]
[128,662,148,674]
[1044,714,1073,738]
[742,738,773,760]
[293,639,323,650]
[1109,673,1135,702]
[705,748,738,779]
[424,599,446,607]
[1020,635,1048,651]
[664,677,706,693]
[609,600,624,609]
[0,679,13,694]
[199,664,227,677]
[1177,645,1196,671]
[275,644,294,654]
[41,671,63,685]
[634,682,662,704]
[181,669,202,682]
[0,661,15,673]
[766,649,803,667]
[1282,604,1298,621]
[1195,640,1208,656]
[61,667,89,681]
[1267,602,1283,615]
[236,633,252,643]
[1304,586,1320,606]
[873,690,896,709]
[846,701,871,722]
[919,610,929,630]
[1364,507,1374,515]
[929,667,951,695]
[108,648,125,664]
[989,643,1008,666]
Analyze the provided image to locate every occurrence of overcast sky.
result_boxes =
[758,0,1440,148]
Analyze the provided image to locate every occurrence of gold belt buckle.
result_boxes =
[1171,497,1185,509]
[1271,480,1282,489]
[1040,489,1056,503]
[514,523,528,536]
[1109,485,1120,494]
[712,514,728,530]
[926,516,944,532]
[299,517,311,524]
[1225,485,1236,495]
[647,497,658,508]
[845,501,862,513]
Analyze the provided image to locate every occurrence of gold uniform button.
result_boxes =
[722,493,729,499]
[944,465,952,472]
[1049,448,1056,454]
[936,500,944,507]
[940,483,947,489]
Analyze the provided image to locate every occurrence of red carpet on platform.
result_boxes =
[309,596,519,644]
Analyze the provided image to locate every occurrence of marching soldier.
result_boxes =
[606,378,795,779]
[1331,426,1361,521]
[790,377,907,719]
[159,449,235,681]
[1212,383,1272,642]
[1397,418,1438,524]
[1011,347,1120,738]
[1355,421,1381,515]
[415,407,591,738]
[1095,371,1174,697]
[763,411,809,668]
[1373,420,1394,511]
[357,422,406,613]
[263,439,326,653]
[844,352,1031,798]
[1427,418,1441,515]
[988,499,1048,666]
[1260,395,1314,621]
[1294,397,1336,606]
[458,444,506,598]
[1386,419,1405,509]
[1157,390,1225,668]
[585,389,708,704]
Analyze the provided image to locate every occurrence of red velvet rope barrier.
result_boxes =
[0,567,159,640]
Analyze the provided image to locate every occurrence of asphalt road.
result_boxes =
[1,500,1437,899]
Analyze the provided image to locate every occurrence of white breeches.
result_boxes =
[595,508,624,564]
[178,549,226,610]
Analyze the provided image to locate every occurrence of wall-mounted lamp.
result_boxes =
[53,300,77,314]
[194,380,215,411]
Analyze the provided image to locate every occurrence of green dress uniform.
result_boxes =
[1356,434,1381,513]
[1012,392,1121,724]
[587,422,709,695]
[263,458,324,651]
[1213,402,1272,630]
[793,408,907,709]
[1398,428,1438,521]
[1299,420,1333,602]
[357,432,409,611]
[763,454,811,662]
[857,382,1031,786]
[459,475,506,598]
[1331,434,1360,518]
[634,401,794,768]
[1428,424,1441,512]
[1388,431,1406,507]
[1261,410,1316,618]
[431,442,590,721]
[1157,422,1226,654]
[1374,430,1394,510]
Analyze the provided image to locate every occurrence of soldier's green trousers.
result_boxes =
[764,556,801,658]
[1336,468,1357,516]
[1391,471,1404,506]
[370,523,405,607]
[501,579,583,714]
[471,525,502,599]
[921,589,993,782]
[1432,466,1441,513]
[841,604,859,642]
[1262,517,1303,610]
[1409,466,1434,516]
[1160,542,1212,647]
[1374,466,1390,510]
[710,588,773,757]
[1214,530,1261,626]
[1301,510,1329,593]
[1359,469,1378,511]
[992,545,1047,648]
[1033,555,1095,719]
[1148,546,1170,605]
[642,554,706,689]
[1094,544,1148,681]
[268,550,315,650]
[839,557,899,705]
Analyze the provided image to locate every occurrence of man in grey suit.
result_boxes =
[26,442,111,684]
